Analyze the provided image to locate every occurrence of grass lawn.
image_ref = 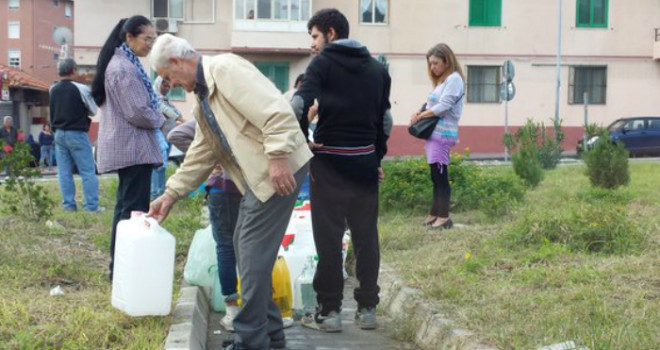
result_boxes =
[0,173,204,349]
[379,162,659,349]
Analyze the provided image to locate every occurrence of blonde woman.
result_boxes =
[410,43,465,229]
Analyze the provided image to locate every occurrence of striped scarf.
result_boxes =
[120,42,160,110]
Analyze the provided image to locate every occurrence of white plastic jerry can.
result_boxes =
[111,212,176,316]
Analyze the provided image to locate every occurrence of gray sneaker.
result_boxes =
[355,307,377,330]
[301,311,342,333]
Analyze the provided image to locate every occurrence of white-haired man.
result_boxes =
[147,34,312,350]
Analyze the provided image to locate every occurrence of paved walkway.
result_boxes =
[207,278,417,350]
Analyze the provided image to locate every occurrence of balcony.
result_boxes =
[231,0,312,54]
[654,28,660,60]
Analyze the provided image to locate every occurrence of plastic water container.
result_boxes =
[112,212,176,316]
[294,256,317,319]
[237,256,293,318]
[272,256,293,319]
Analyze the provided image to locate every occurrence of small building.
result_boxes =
[0,64,51,139]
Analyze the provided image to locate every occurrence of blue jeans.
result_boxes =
[40,145,54,167]
[208,190,242,297]
[54,130,99,211]
[150,131,170,200]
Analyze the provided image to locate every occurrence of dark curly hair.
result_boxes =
[307,8,349,40]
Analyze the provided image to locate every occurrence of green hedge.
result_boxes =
[381,153,526,218]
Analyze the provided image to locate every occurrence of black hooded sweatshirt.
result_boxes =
[294,41,391,170]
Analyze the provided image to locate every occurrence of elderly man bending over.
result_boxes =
[147,34,312,350]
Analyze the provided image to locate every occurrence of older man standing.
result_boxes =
[49,58,102,212]
[0,116,18,147]
[147,34,312,350]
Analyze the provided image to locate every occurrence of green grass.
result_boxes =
[380,163,660,350]
[0,172,204,349]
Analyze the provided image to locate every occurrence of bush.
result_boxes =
[0,141,54,220]
[538,119,565,170]
[583,129,630,189]
[507,120,544,187]
[381,152,526,218]
[505,194,643,255]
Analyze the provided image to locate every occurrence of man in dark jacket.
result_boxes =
[292,8,392,333]
[50,58,102,212]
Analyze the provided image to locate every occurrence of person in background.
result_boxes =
[148,33,312,350]
[39,124,55,171]
[151,76,182,200]
[50,58,101,212]
[409,43,465,230]
[91,15,165,281]
[283,74,304,102]
[0,116,18,147]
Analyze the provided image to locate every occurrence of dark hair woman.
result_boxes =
[92,15,166,280]
[409,43,465,230]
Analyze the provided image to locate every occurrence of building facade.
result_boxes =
[74,0,660,156]
[0,0,74,136]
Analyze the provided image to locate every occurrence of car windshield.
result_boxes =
[608,120,626,132]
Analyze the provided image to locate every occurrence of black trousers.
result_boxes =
[110,164,153,278]
[310,156,380,314]
[429,163,451,217]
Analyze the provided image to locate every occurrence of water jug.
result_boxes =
[271,256,293,318]
[294,256,317,319]
[237,256,293,318]
[112,212,176,316]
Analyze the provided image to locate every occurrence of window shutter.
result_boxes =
[469,0,487,26]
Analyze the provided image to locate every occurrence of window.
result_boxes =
[153,0,184,19]
[467,66,501,103]
[469,0,502,27]
[576,0,608,28]
[8,50,21,68]
[235,0,311,21]
[569,66,607,104]
[360,0,388,24]
[8,0,19,10]
[8,22,20,39]
[647,119,660,131]
[65,2,72,17]
[255,62,289,93]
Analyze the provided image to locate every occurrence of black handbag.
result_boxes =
[408,92,464,140]
[408,116,440,140]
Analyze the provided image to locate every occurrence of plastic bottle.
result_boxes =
[237,256,293,319]
[294,256,317,318]
[111,212,176,316]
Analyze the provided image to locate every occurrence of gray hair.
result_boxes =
[149,34,197,70]
[3,116,13,125]
[58,58,77,77]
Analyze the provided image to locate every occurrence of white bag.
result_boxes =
[183,225,216,287]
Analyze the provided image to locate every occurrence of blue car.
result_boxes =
[578,117,660,157]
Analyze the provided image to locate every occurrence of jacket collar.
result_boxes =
[201,55,216,97]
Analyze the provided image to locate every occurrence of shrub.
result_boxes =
[583,129,630,189]
[381,152,526,218]
[538,119,565,170]
[507,119,544,187]
[0,141,54,220]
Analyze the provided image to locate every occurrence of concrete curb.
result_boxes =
[164,284,210,350]
[379,264,498,350]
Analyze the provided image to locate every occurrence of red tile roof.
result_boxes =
[0,64,50,91]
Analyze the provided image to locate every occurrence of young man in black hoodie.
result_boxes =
[292,8,392,333]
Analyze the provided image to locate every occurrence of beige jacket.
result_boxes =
[165,54,312,203]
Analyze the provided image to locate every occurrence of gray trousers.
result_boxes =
[233,163,309,350]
